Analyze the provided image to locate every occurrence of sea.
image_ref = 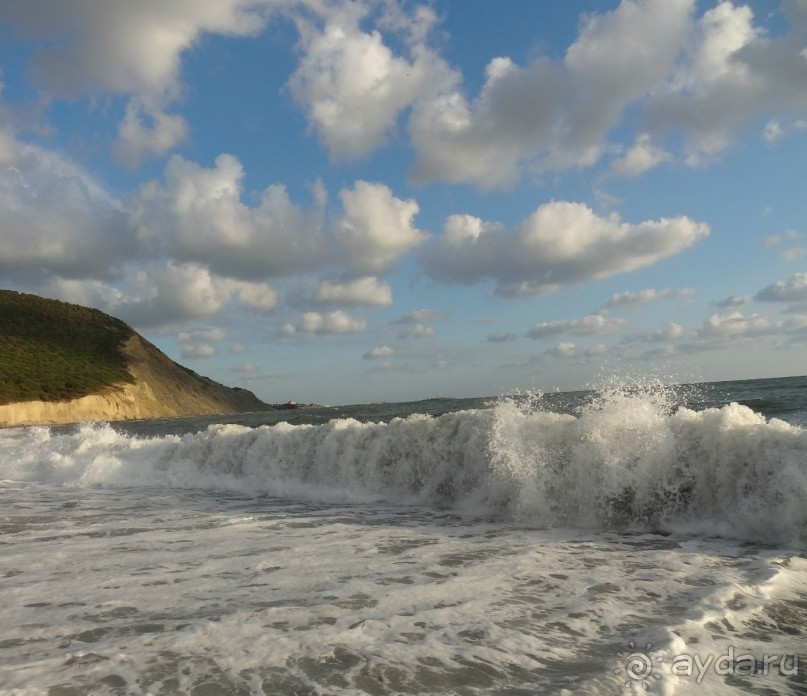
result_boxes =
[1,375,806,696]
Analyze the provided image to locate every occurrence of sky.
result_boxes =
[0,0,806,406]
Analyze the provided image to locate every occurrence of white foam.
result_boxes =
[1,388,805,545]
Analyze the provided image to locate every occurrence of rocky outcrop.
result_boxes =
[0,334,269,427]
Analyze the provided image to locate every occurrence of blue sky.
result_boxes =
[1,0,806,405]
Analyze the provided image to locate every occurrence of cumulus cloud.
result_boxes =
[545,342,607,359]
[363,345,395,360]
[391,309,447,324]
[1,0,276,165]
[754,272,807,303]
[178,328,226,344]
[282,310,367,336]
[315,277,393,306]
[599,287,694,312]
[691,310,779,347]
[621,322,685,343]
[527,314,625,339]
[114,100,188,168]
[608,133,673,177]
[487,331,516,343]
[421,202,708,297]
[712,294,750,308]
[332,181,426,275]
[288,2,453,160]
[409,0,693,187]
[397,323,435,339]
[128,154,330,280]
[0,139,134,281]
[645,1,807,163]
[181,343,217,359]
[44,262,278,328]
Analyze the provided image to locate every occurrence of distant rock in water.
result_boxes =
[0,290,271,427]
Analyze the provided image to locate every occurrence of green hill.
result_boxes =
[0,290,135,405]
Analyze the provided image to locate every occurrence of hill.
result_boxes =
[0,290,270,426]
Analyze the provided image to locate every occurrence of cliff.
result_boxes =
[0,290,270,427]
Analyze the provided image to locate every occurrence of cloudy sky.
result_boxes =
[1,0,806,405]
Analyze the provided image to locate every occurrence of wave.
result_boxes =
[2,387,806,545]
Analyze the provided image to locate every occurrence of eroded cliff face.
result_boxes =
[0,335,268,427]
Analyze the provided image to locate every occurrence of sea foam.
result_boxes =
[1,388,805,545]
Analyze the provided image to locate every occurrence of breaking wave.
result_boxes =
[2,386,806,545]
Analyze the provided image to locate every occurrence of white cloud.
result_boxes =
[527,314,625,340]
[398,323,435,339]
[332,181,426,275]
[409,0,693,187]
[114,100,188,168]
[315,277,393,306]
[229,344,246,355]
[391,309,447,324]
[0,139,134,280]
[128,154,330,280]
[755,272,807,303]
[44,262,278,328]
[363,345,395,360]
[690,310,779,347]
[645,1,807,163]
[1,0,275,165]
[178,328,226,344]
[282,310,367,336]
[181,344,217,359]
[545,342,607,359]
[235,281,279,312]
[288,2,452,160]
[599,287,694,312]
[421,202,709,298]
[487,331,516,343]
[712,294,750,308]
[622,322,685,343]
[608,133,673,177]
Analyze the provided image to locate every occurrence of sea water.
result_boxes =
[1,376,806,695]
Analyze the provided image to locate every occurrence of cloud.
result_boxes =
[128,154,330,280]
[288,2,453,160]
[397,323,435,339]
[43,262,278,328]
[644,1,807,163]
[544,342,607,359]
[686,310,779,350]
[229,344,246,354]
[315,277,393,306]
[421,202,708,297]
[332,181,426,275]
[754,272,807,303]
[282,310,367,336]
[1,0,275,165]
[409,0,693,187]
[621,322,685,343]
[599,287,694,312]
[391,308,447,324]
[608,133,673,177]
[114,100,188,168]
[178,328,226,344]
[487,331,516,343]
[712,294,750,308]
[0,139,134,281]
[181,343,217,359]
[527,314,625,339]
[363,345,395,360]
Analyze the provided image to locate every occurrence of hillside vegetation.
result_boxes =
[0,290,135,405]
